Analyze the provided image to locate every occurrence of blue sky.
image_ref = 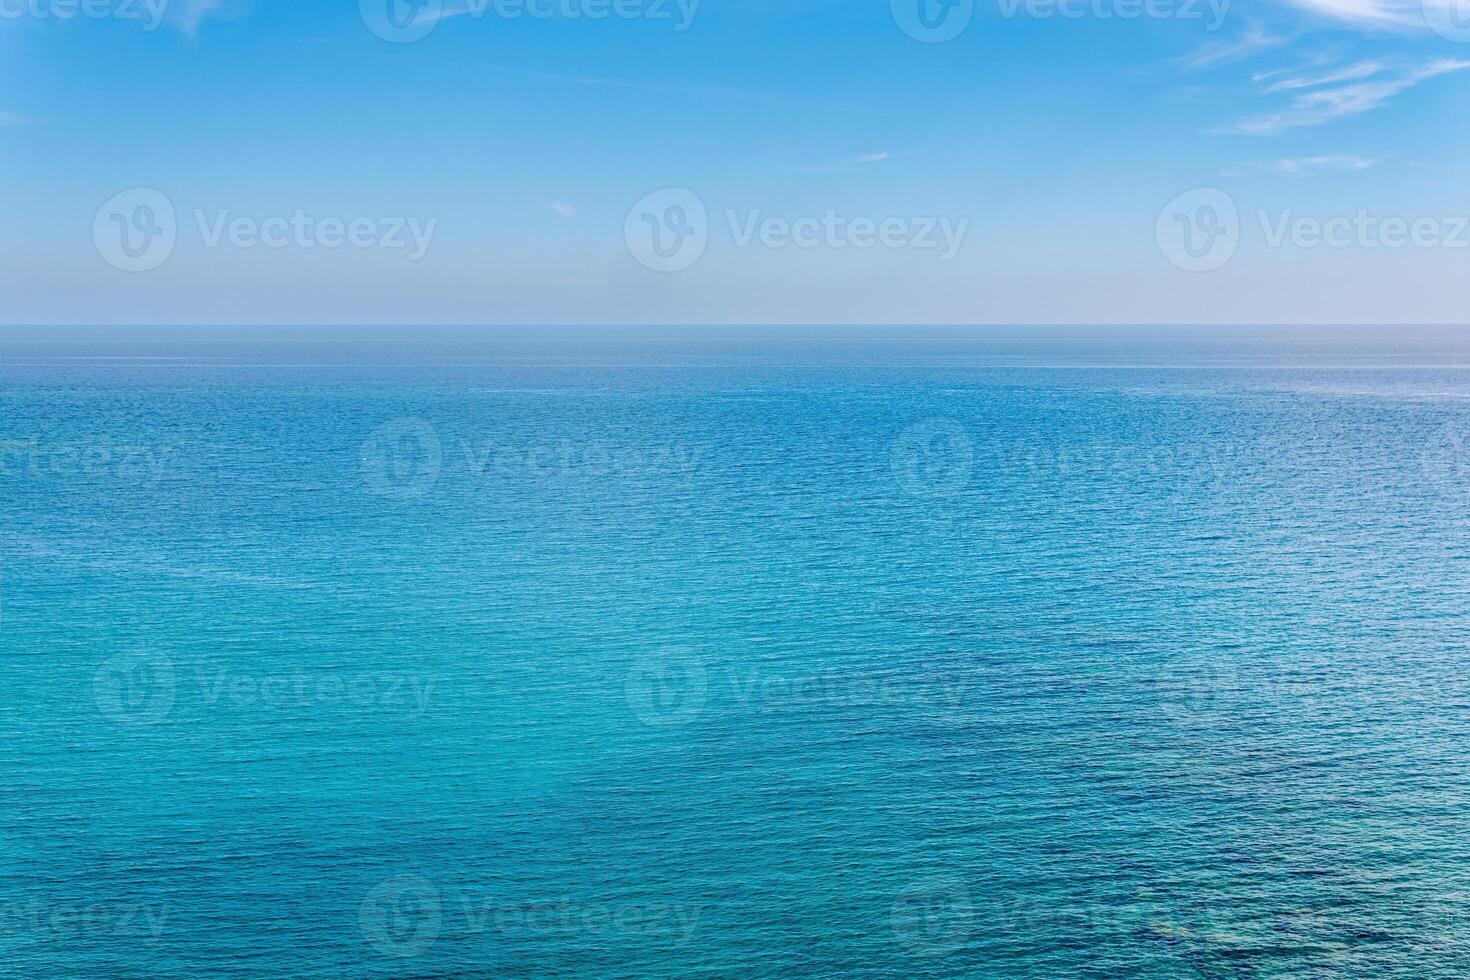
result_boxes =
[3,0,1469,324]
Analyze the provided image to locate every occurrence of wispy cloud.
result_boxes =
[1221,58,1470,135]
[1275,154,1380,174]
[167,0,241,36]
[1165,85,1210,104]
[0,113,18,126]
[1252,50,1342,83]
[549,202,576,218]
[1182,24,1287,70]
[799,148,928,174]
[1261,59,1383,93]
[1275,0,1424,29]
[1218,153,1380,177]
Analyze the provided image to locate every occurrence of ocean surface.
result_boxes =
[3,326,1470,978]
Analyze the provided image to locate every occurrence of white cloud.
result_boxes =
[168,0,238,36]
[1274,154,1380,173]
[1275,0,1424,28]
[1261,60,1383,93]
[1218,153,1380,176]
[1252,51,1341,83]
[1182,24,1287,69]
[1221,59,1470,135]
[549,202,576,218]
[1275,0,1470,33]
[798,149,928,173]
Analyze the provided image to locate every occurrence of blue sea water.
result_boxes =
[3,326,1470,978]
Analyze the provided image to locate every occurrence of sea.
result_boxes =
[2,325,1469,978]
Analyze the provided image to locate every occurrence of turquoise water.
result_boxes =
[4,327,1470,977]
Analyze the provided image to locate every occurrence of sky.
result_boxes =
[2,0,1469,325]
